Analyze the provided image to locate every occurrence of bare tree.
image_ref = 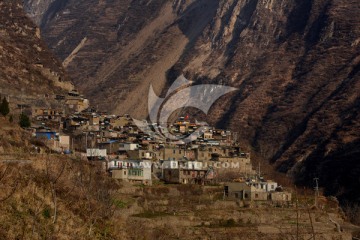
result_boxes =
[0,164,19,202]
[44,154,67,224]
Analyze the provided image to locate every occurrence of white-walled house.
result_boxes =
[108,159,152,185]
[248,180,278,192]
[86,148,107,160]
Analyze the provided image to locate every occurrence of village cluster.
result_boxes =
[23,90,292,203]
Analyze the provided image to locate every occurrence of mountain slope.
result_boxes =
[24,0,360,204]
[0,0,73,108]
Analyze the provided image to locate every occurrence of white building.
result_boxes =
[86,148,107,160]
[108,159,152,185]
[248,180,278,192]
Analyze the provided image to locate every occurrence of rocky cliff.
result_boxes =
[24,0,360,205]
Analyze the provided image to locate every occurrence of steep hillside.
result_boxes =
[0,117,120,239]
[0,0,73,109]
[24,0,360,205]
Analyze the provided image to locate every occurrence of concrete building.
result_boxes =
[224,182,268,201]
[108,160,152,185]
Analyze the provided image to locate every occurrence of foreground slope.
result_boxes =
[0,115,356,239]
[24,0,360,205]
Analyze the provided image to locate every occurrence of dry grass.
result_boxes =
[0,116,357,239]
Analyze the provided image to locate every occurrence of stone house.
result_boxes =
[270,192,292,202]
[224,182,269,201]
[162,160,215,184]
[224,181,291,202]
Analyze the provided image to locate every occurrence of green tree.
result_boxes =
[0,97,10,116]
[19,113,31,128]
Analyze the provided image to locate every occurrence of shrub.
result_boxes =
[112,199,127,209]
[343,202,360,225]
[19,113,31,128]
[224,218,236,227]
[0,97,10,116]
[42,208,51,219]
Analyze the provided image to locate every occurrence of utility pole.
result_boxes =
[71,137,74,154]
[233,132,238,144]
[295,187,299,240]
[85,132,88,151]
[314,177,319,207]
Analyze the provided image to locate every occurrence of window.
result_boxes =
[224,186,229,197]
[128,169,143,176]
[255,193,259,198]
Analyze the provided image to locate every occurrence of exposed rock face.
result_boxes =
[24,0,360,204]
[0,0,73,107]
[23,0,56,26]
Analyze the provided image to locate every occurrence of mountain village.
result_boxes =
[2,1,360,238]
[5,89,293,205]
